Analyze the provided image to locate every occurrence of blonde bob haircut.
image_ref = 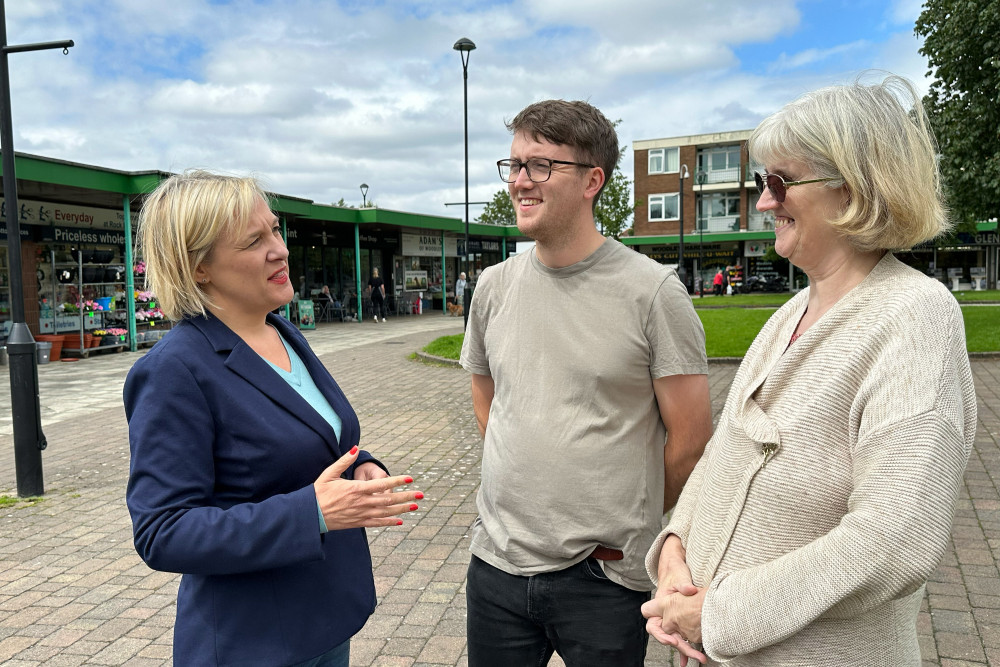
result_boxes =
[748,74,948,252]
[136,170,269,321]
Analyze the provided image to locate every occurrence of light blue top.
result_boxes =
[264,329,342,534]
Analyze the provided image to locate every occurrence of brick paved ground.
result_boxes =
[0,315,997,666]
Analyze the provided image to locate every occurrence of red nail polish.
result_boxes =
[404,476,413,484]
[396,519,403,526]
[409,504,419,511]
[349,446,358,455]
[414,492,424,500]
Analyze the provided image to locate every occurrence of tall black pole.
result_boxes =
[453,38,475,330]
[697,170,706,298]
[0,0,73,496]
[677,164,688,291]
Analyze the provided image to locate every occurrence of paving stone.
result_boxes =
[0,320,996,666]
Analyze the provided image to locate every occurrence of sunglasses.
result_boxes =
[754,171,836,203]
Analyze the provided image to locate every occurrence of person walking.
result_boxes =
[460,100,713,666]
[125,171,421,666]
[367,268,386,322]
[455,271,467,310]
[641,75,977,666]
[712,270,724,297]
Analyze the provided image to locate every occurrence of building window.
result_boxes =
[648,147,679,174]
[697,145,741,183]
[649,193,679,221]
[697,192,740,231]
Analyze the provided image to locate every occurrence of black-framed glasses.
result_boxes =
[754,171,836,203]
[497,158,595,183]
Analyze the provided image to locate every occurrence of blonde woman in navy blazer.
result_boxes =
[125,171,421,667]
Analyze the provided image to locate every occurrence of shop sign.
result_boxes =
[463,239,502,254]
[359,232,398,248]
[744,242,772,257]
[954,230,999,246]
[644,244,738,262]
[404,270,428,291]
[0,197,125,231]
[0,224,31,241]
[402,233,458,257]
[42,226,126,245]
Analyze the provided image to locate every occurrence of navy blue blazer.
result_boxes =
[125,313,383,666]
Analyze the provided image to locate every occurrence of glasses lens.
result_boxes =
[498,160,516,183]
[755,173,788,202]
[766,174,787,202]
[526,158,551,183]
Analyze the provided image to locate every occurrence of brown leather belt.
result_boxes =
[591,546,624,561]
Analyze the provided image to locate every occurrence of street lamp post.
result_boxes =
[453,37,475,330]
[360,183,368,208]
[697,170,707,298]
[1,1,73,497]
[678,164,689,291]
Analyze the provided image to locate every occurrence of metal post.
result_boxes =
[678,164,689,291]
[0,2,72,496]
[354,224,361,322]
[454,38,475,329]
[123,195,137,350]
[697,170,706,298]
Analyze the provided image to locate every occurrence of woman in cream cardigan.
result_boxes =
[641,75,977,666]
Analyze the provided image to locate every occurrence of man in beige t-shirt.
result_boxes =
[460,100,713,666]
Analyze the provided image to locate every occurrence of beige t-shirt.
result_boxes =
[460,239,707,590]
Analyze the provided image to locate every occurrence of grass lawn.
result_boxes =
[425,304,1000,359]
[422,333,464,359]
[690,293,793,308]
[964,306,1000,353]
[696,308,777,357]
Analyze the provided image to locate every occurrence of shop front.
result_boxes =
[1,196,144,356]
[399,232,460,313]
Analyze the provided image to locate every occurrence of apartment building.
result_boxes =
[627,130,998,292]
[626,130,791,292]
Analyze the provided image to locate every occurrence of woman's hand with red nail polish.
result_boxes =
[313,448,423,530]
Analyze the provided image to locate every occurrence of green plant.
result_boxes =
[423,334,464,359]
[0,495,44,508]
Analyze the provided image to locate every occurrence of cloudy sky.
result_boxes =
[8,0,929,219]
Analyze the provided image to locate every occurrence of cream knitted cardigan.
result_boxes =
[645,254,977,666]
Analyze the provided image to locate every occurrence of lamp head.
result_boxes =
[453,38,476,52]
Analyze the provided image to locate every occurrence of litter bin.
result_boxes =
[37,341,52,365]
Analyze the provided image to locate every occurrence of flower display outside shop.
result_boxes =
[135,307,164,321]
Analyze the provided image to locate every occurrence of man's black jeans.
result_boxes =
[466,555,650,666]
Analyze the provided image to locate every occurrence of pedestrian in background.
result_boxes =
[367,268,386,322]
[125,170,421,667]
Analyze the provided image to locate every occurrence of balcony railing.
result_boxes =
[696,217,741,232]
[704,167,741,184]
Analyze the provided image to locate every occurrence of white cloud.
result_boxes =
[0,0,930,218]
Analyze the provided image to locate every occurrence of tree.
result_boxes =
[476,189,516,226]
[595,165,636,240]
[594,121,639,240]
[915,1,1000,228]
